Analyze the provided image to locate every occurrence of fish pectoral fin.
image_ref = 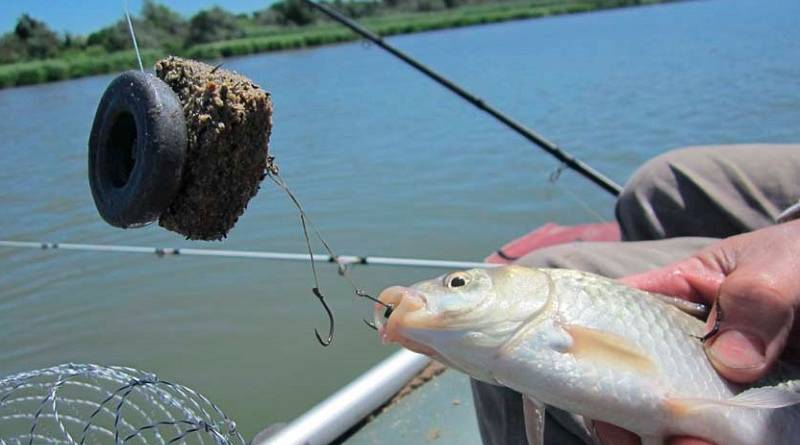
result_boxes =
[563,325,656,375]
[522,396,545,445]
[729,386,800,408]
[669,386,800,413]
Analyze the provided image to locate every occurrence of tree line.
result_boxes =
[0,0,480,65]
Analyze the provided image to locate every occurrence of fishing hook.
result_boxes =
[355,289,392,311]
[359,288,395,331]
[696,301,724,343]
[355,289,395,331]
[362,307,394,331]
[312,287,334,346]
[267,170,393,343]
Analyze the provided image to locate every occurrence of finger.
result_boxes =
[705,270,795,383]
[594,421,640,445]
[667,436,715,445]
[620,257,724,304]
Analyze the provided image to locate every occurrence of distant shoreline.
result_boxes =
[0,0,675,90]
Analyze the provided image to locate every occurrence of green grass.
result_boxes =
[0,49,164,88]
[0,0,670,89]
[183,27,355,59]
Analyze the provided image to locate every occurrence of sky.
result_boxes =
[0,1,277,35]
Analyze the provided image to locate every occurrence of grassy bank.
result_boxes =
[0,50,165,88]
[0,0,670,89]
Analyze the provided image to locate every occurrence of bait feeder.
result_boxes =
[88,57,273,240]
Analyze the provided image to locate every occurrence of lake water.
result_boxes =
[1,0,799,439]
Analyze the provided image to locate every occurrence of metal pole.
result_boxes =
[302,0,623,197]
[253,349,430,445]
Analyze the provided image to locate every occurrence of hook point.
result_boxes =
[312,287,335,346]
[315,329,333,346]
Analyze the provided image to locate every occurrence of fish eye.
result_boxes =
[445,272,470,289]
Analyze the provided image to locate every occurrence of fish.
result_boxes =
[374,265,800,445]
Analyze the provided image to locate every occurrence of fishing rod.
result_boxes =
[301,0,624,197]
[0,240,494,270]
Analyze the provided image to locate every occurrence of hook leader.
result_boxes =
[301,0,623,197]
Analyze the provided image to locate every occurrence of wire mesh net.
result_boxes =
[0,364,245,445]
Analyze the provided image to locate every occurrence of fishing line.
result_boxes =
[549,164,609,224]
[123,0,144,72]
[266,163,393,346]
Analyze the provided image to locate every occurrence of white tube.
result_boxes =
[253,349,430,445]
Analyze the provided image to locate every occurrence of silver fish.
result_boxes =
[375,265,800,445]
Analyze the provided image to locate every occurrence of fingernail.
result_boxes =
[707,329,766,370]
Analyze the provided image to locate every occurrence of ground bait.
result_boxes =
[155,56,272,240]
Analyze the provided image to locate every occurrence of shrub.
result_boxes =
[184,44,222,59]
[187,7,244,45]
[15,63,46,85]
[221,40,255,57]
[42,60,69,81]
[0,66,18,87]
[271,0,317,26]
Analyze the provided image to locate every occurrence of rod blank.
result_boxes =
[0,240,495,270]
[301,0,623,197]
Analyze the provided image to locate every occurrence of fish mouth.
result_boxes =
[374,286,439,356]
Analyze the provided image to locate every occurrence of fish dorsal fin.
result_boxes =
[522,396,545,445]
[649,293,709,319]
[670,386,800,413]
[563,325,656,375]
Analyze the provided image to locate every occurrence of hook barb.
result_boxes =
[312,287,334,346]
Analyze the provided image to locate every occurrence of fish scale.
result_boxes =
[553,271,733,400]
[376,265,800,445]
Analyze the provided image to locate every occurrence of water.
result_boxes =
[1,0,799,438]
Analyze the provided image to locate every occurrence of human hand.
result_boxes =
[595,220,800,445]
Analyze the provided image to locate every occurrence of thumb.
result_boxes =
[705,270,795,383]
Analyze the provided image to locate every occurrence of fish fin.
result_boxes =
[669,386,800,413]
[522,396,545,445]
[649,293,709,319]
[728,386,800,408]
[563,325,656,375]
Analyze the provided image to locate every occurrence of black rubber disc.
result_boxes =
[88,70,187,228]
